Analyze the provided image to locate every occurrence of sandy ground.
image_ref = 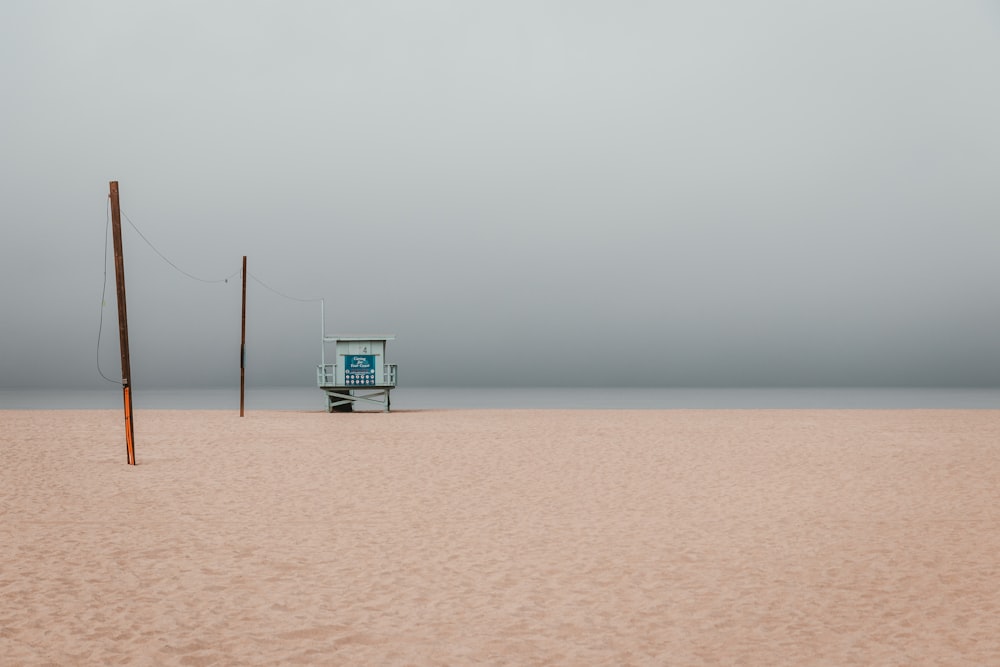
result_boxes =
[1,408,998,666]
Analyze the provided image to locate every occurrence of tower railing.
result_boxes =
[316,363,397,387]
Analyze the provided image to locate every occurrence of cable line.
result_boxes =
[94,195,326,388]
[122,210,240,284]
[247,271,324,302]
[96,198,122,384]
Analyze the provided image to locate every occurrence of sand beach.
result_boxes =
[2,408,999,665]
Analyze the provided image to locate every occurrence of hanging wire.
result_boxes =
[247,271,324,302]
[95,198,324,386]
[96,197,122,384]
[121,210,241,284]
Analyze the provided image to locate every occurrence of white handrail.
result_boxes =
[317,363,397,387]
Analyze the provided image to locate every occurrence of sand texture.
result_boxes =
[2,408,999,665]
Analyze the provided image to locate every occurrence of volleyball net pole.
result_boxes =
[109,181,136,465]
[240,255,247,417]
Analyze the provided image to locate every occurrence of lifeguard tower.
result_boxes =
[317,335,397,412]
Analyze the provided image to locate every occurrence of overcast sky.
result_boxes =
[2,1,999,389]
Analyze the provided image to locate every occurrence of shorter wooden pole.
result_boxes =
[240,256,247,417]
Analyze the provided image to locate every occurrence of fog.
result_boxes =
[2,1,999,388]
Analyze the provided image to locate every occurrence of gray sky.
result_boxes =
[2,1,999,389]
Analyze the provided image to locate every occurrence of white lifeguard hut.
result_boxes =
[317,334,397,412]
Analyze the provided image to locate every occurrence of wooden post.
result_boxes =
[108,181,136,465]
[240,256,247,417]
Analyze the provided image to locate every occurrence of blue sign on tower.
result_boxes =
[345,355,376,386]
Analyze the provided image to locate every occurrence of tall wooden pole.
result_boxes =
[240,255,247,416]
[108,181,136,465]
